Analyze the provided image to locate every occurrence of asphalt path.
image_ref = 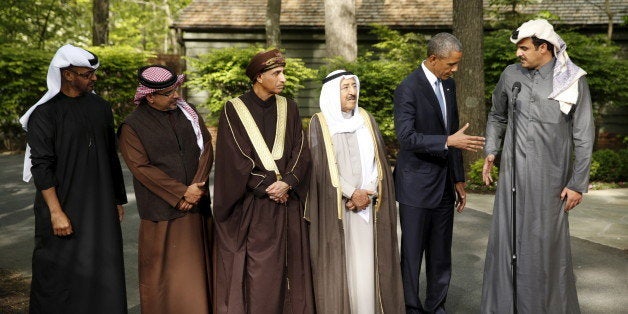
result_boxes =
[1,153,626,313]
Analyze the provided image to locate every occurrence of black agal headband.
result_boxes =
[322,71,354,84]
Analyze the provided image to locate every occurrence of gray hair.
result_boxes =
[427,33,462,58]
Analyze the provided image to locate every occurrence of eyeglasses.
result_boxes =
[154,89,178,97]
[66,69,97,79]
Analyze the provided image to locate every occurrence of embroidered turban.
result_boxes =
[245,49,286,81]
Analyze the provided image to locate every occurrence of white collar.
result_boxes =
[421,61,439,86]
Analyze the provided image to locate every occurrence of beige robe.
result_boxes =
[306,110,404,314]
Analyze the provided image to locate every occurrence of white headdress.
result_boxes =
[511,19,586,114]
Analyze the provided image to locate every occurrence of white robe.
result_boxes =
[332,119,377,314]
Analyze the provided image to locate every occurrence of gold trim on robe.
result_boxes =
[229,95,287,180]
[315,108,383,220]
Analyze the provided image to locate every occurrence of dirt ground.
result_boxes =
[0,269,29,313]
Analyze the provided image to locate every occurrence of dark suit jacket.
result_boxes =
[393,66,465,208]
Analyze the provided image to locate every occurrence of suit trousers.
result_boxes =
[400,185,454,314]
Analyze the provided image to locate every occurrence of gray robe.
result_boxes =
[481,59,594,314]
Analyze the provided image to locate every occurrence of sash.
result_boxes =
[230,95,287,180]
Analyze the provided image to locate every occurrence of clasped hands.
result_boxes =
[177,182,206,211]
[345,189,376,212]
[266,181,290,204]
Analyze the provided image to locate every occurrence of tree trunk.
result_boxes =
[265,0,282,48]
[605,0,613,40]
[324,0,356,61]
[453,0,485,174]
[92,0,109,46]
[163,0,176,53]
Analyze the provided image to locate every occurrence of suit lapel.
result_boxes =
[416,68,447,131]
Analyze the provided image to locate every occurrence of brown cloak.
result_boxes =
[213,90,314,314]
[306,111,404,314]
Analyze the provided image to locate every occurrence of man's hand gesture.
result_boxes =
[447,123,485,152]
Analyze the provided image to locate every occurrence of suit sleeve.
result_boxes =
[393,83,448,153]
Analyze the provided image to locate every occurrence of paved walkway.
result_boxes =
[1,153,626,313]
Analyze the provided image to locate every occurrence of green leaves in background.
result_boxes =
[186,46,316,118]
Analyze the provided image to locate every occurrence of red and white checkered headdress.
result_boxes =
[133,65,185,105]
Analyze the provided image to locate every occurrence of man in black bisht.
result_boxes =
[20,44,128,313]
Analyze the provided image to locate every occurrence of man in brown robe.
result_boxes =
[118,65,213,314]
[212,49,314,314]
[306,70,404,314]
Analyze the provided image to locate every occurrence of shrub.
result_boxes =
[617,149,628,181]
[466,158,499,193]
[590,149,621,182]
[186,46,317,120]
[0,44,51,150]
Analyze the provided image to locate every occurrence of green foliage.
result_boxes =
[483,30,518,103]
[0,0,91,49]
[0,44,52,150]
[88,46,153,126]
[559,31,628,110]
[617,149,628,181]
[466,158,499,193]
[110,0,192,53]
[186,46,317,119]
[590,149,622,182]
[0,44,150,150]
[319,26,427,157]
[368,24,426,65]
[0,0,191,53]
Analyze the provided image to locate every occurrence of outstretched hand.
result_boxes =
[447,123,485,152]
